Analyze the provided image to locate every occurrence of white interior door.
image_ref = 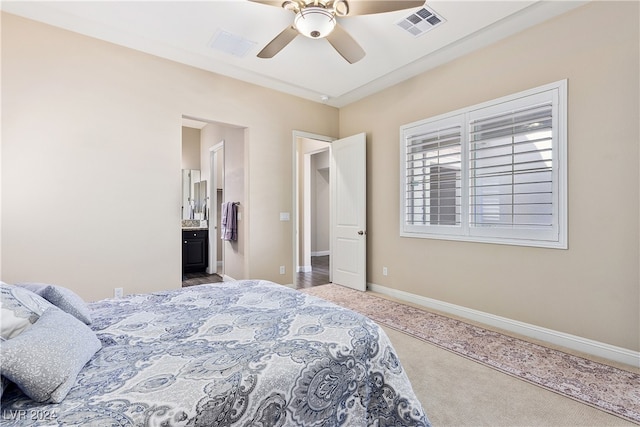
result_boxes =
[330,133,366,291]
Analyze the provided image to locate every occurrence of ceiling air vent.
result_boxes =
[209,30,257,58]
[397,6,445,37]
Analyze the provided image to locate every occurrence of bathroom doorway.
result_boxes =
[181,116,246,286]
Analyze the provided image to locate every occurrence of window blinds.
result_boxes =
[469,103,554,230]
[405,122,462,226]
[400,80,565,248]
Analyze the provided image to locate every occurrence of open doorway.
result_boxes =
[294,132,333,289]
[293,132,367,291]
[182,116,246,287]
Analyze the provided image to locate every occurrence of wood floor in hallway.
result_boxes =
[296,255,330,289]
[182,255,330,289]
[182,272,223,287]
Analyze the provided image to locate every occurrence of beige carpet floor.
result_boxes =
[386,326,637,426]
[301,284,640,426]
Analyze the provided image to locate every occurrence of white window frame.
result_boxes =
[400,80,567,249]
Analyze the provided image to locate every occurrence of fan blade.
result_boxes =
[326,24,365,64]
[343,0,424,16]
[249,0,305,11]
[248,1,287,7]
[258,26,299,58]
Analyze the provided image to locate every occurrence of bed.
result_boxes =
[1,280,430,426]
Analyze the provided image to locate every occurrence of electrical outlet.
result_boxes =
[382,267,388,276]
[114,287,123,299]
[279,265,286,274]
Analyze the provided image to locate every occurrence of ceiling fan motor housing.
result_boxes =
[294,7,336,38]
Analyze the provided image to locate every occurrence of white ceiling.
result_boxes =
[1,1,586,107]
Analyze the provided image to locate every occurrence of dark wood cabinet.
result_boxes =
[182,230,208,273]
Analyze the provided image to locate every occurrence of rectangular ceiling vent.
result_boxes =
[209,30,257,58]
[397,6,445,37]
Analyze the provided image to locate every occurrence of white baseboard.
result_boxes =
[311,251,330,257]
[222,274,236,282]
[368,282,640,368]
[297,265,312,273]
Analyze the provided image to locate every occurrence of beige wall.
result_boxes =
[311,150,330,254]
[1,12,338,301]
[219,127,246,280]
[197,122,245,278]
[181,127,200,170]
[339,1,639,351]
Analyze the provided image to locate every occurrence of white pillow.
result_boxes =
[16,282,92,325]
[0,307,102,403]
[0,283,54,340]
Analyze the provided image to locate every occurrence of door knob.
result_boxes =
[358,230,366,235]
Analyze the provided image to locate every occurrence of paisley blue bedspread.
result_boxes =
[1,280,430,426]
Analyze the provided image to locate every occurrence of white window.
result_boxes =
[400,80,567,249]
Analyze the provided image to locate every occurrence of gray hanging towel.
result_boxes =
[221,202,238,241]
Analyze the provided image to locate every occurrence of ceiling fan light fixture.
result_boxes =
[294,7,336,38]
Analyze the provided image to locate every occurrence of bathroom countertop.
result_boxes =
[182,227,208,231]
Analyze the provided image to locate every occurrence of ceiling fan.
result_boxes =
[250,0,425,64]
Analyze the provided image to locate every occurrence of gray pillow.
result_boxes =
[1,283,54,340]
[0,307,101,403]
[16,283,92,325]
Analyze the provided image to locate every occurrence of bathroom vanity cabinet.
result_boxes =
[182,229,208,273]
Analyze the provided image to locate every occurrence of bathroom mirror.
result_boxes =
[182,169,207,220]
